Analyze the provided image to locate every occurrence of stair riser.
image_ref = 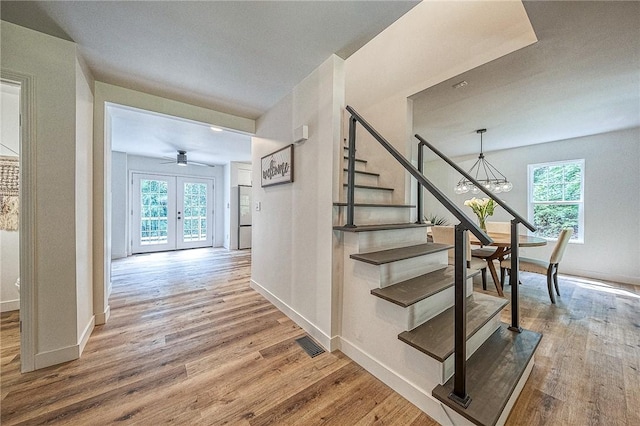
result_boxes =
[341,261,464,395]
[334,206,412,226]
[375,277,474,331]
[343,187,392,204]
[343,158,367,172]
[350,228,430,254]
[343,171,379,186]
[407,278,474,331]
[441,314,502,384]
[352,251,449,288]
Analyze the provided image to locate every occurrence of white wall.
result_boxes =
[423,127,640,285]
[110,153,226,256]
[1,21,94,368]
[0,82,20,312]
[251,55,344,349]
[345,1,538,204]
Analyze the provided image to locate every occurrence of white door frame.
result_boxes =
[131,173,177,254]
[176,176,214,250]
[2,71,37,372]
[129,171,215,254]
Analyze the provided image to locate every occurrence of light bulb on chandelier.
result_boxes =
[454,129,512,194]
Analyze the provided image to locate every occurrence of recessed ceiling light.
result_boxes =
[452,80,468,89]
[210,126,223,132]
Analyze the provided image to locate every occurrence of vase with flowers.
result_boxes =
[464,197,495,232]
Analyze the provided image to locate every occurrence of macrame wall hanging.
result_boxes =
[0,155,19,231]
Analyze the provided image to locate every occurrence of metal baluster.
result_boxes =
[345,116,357,228]
[508,219,523,333]
[416,141,425,224]
[449,224,471,407]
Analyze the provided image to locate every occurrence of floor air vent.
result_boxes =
[296,336,325,358]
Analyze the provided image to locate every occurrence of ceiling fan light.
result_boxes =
[177,150,188,165]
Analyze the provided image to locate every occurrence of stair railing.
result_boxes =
[415,134,536,336]
[345,105,491,408]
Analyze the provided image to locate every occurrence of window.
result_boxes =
[528,159,584,242]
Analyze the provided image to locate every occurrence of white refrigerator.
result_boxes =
[238,185,252,249]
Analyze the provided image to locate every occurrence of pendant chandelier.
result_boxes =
[454,129,513,194]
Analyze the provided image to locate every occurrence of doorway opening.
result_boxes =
[1,81,21,313]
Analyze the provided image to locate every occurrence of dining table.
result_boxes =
[469,232,547,297]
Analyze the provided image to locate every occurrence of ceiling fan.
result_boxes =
[161,150,215,167]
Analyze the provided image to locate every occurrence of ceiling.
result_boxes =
[412,1,640,159]
[107,104,252,166]
[1,1,419,120]
[1,0,419,166]
[2,2,638,165]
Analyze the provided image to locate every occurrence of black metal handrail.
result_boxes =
[345,105,493,407]
[415,134,535,231]
[345,106,492,245]
[415,134,537,333]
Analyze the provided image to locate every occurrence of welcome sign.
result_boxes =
[261,144,294,187]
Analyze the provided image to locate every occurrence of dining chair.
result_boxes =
[431,225,487,290]
[500,228,573,304]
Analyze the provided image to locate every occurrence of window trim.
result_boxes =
[527,159,585,243]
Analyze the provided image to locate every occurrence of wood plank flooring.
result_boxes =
[0,248,436,425]
[479,270,640,426]
[1,249,638,425]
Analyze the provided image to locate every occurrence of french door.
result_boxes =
[132,173,213,253]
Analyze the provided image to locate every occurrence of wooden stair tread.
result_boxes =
[350,242,450,265]
[432,323,542,426]
[333,202,415,208]
[342,183,394,191]
[333,223,430,233]
[343,156,367,163]
[371,266,480,307]
[398,293,508,362]
[342,168,380,177]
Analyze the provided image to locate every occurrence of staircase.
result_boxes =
[332,109,541,426]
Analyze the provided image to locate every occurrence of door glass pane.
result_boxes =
[183,183,207,242]
[140,179,169,245]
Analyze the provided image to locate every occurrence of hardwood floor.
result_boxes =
[479,270,640,426]
[0,248,436,425]
[1,249,638,425]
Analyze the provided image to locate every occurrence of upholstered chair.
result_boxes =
[500,228,573,304]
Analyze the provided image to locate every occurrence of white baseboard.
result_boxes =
[250,279,337,351]
[34,344,79,370]
[561,269,639,286]
[95,305,110,325]
[78,316,95,355]
[34,316,96,370]
[338,336,455,426]
[1,299,20,312]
